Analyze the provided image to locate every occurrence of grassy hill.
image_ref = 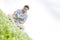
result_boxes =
[0,10,32,40]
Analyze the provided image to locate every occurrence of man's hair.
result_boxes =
[24,5,29,9]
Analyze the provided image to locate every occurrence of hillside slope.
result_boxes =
[0,10,31,40]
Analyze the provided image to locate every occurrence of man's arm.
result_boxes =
[12,11,16,17]
[12,11,18,20]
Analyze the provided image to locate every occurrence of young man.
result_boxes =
[12,5,29,29]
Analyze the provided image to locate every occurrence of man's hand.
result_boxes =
[12,11,18,20]
[20,21,24,24]
[20,19,26,24]
[13,16,18,20]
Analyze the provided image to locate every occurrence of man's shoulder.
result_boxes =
[16,9,21,11]
[16,9,22,13]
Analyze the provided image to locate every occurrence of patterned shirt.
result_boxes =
[14,9,28,24]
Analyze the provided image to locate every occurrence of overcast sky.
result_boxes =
[0,0,60,40]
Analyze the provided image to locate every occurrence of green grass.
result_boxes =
[0,10,32,40]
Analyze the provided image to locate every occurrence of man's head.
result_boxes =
[22,5,29,13]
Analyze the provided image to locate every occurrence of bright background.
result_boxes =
[0,0,60,40]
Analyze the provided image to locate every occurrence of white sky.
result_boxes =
[0,0,60,40]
